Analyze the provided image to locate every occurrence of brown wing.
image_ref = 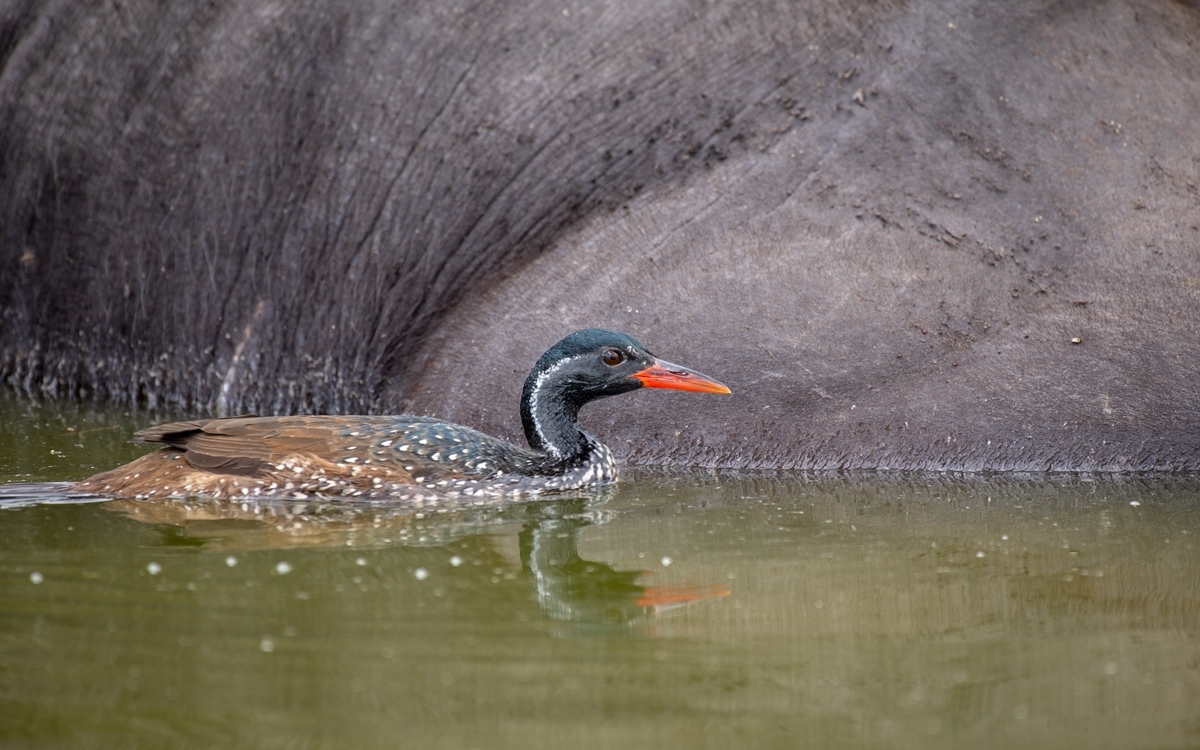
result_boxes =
[136,416,355,476]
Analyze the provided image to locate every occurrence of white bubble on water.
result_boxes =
[225,556,238,567]
[29,571,43,585]
[260,636,275,653]
[147,562,162,575]
[414,567,429,581]
[275,561,292,575]
[355,557,368,567]
[661,556,673,567]
[449,555,463,567]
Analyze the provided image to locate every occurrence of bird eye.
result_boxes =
[602,348,624,366]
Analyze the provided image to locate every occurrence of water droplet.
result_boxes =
[275,561,292,575]
[355,557,368,566]
[29,571,43,585]
[147,562,162,575]
[661,556,673,567]
[449,555,463,567]
[414,567,429,581]
[225,556,238,567]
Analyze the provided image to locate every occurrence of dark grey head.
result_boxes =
[519,329,729,458]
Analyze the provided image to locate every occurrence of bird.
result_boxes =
[73,329,730,504]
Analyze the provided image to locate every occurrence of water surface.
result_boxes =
[1,395,1198,748]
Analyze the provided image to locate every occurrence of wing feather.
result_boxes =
[137,416,359,477]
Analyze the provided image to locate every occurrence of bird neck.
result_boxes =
[520,360,593,463]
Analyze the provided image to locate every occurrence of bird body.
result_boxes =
[74,330,728,503]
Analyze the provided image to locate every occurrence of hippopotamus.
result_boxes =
[2,0,1198,472]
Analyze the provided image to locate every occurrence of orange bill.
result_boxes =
[632,358,731,394]
[636,583,732,609]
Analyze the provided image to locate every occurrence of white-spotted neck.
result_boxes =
[521,354,594,464]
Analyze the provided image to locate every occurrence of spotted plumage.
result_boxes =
[74,329,729,504]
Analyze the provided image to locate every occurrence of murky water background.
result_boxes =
[1,395,1198,749]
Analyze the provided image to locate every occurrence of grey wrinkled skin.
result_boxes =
[2,0,1198,471]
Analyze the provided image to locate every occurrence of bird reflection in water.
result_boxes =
[103,494,729,628]
[518,499,729,626]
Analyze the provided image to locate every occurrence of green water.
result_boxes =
[1,395,1198,749]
